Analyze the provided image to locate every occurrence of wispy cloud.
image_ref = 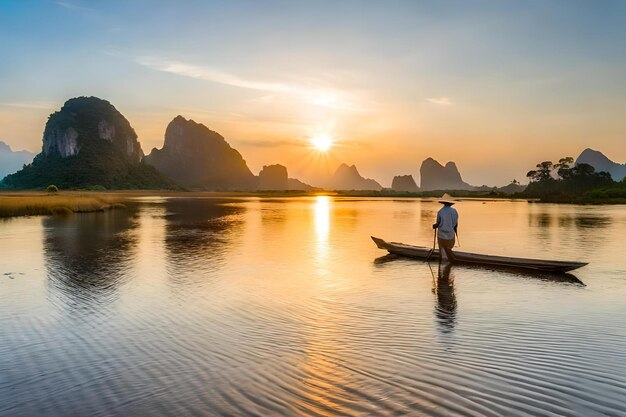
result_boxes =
[426,97,451,105]
[0,101,57,109]
[136,57,294,93]
[134,56,366,111]
[55,1,97,13]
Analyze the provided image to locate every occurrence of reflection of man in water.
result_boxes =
[432,194,458,262]
[434,263,457,332]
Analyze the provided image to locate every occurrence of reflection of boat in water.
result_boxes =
[371,236,588,274]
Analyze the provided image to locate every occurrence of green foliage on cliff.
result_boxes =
[1,97,173,190]
[2,143,171,189]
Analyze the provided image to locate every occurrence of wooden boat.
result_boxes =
[371,236,588,273]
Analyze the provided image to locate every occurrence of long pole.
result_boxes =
[426,228,437,261]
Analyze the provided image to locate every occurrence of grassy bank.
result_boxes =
[0,192,127,218]
[525,196,626,205]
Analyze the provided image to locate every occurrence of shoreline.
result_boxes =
[0,192,127,218]
[1,190,624,218]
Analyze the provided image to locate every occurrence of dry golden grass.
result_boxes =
[0,193,127,218]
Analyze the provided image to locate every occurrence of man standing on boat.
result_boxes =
[433,194,458,262]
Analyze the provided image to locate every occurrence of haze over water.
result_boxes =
[1,197,625,416]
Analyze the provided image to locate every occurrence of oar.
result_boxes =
[426,228,437,262]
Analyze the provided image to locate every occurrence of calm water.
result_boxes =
[1,197,626,417]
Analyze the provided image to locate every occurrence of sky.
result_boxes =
[1,0,626,187]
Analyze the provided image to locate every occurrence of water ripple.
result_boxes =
[1,198,626,416]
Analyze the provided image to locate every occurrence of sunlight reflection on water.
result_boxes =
[1,197,626,416]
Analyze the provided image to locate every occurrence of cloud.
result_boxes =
[134,56,366,111]
[0,101,57,109]
[55,1,97,13]
[136,56,294,93]
[426,97,451,105]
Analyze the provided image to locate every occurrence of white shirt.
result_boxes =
[436,205,458,240]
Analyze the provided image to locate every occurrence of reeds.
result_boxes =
[0,193,127,218]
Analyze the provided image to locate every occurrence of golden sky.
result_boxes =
[1,1,625,186]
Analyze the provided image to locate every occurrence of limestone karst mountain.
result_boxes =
[497,181,527,194]
[576,148,626,181]
[287,178,313,190]
[258,164,289,190]
[328,163,383,191]
[0,141,35,180]
[257,164,313,190]
[144,116,256,190]
[2,97,169,189]
[419,157,473,191]
[391,174,419,192]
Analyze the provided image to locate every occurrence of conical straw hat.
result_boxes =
[437,193,456,205]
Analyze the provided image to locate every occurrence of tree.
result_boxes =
[522,158,615,200]
[555,157,574,180]
[526,161,553,182]
[571,162,596,177]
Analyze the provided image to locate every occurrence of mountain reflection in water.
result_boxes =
[44,208,140,309]
[163,198,244,282]
[1,197,625,417]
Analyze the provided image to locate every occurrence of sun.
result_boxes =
[310,135,333,152]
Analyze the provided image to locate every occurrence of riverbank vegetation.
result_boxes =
[0,193,126,218]
[336,189,520,198]
[521,157,626,203]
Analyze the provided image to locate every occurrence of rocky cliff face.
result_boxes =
[328,163,382,190]
[391,174,419,192]
[2,97,170,189]
[41,96,143,162]
[576,148,626,181]
[0,141,35,181]
[43,127,79,158]
[257,164,313,190]
[258,164,289,190]
[419,158,473,190]
[144,116,256,190]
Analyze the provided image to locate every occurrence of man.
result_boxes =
[432,194,458,262]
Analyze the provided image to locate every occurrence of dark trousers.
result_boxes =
[438,237,456,262]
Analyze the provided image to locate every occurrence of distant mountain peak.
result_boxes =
[257,164,313,191]
[0,140,36,182]
[329,163,382,191]
[336,162,358,172]
[391,174,419,192]
[576,148,626,180]
[144,115,256,190]
[578,148,613,164]
[420,157,472,191]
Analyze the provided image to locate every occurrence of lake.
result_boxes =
[1,196,625,416]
